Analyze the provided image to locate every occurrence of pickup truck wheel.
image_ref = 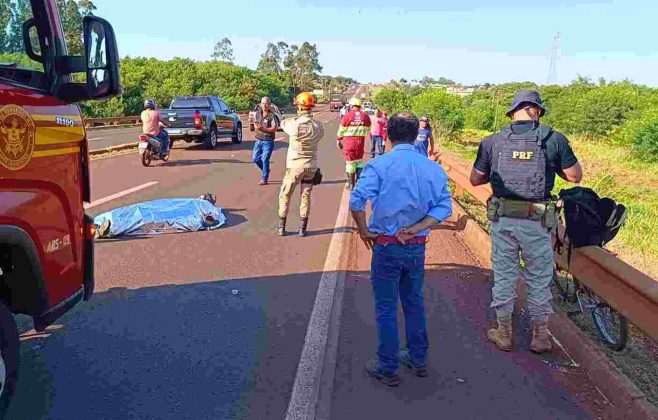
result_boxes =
[0,302,19,416]
[232,124,243,144]
[205,126,218,149]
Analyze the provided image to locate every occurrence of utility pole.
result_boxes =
[547,31,560,85]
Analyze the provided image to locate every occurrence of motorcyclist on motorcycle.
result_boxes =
[141,99,171,157]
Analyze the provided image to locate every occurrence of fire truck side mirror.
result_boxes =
[82,15,121,100]
[22,19,42,63]
[53,16,122,103]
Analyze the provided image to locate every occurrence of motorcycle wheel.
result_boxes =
[141,150,152,167]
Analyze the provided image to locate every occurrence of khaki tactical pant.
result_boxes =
[490,217,554,323]
[278,168,316,218]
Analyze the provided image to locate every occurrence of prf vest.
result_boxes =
[491,123,553,201]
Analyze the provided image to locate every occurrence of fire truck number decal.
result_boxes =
[0,105,36,171]
[46,234,71,254]
[55,117,76,127]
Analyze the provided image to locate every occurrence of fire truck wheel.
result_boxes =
[0,302,19,416]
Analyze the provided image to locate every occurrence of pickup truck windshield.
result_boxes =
[170,98,211,109]
[331,94,343,101]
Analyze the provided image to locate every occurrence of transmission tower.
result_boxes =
[547,32,560,85]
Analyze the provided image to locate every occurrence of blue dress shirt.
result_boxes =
[349,144,453,237]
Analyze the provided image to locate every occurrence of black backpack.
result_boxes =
[558,187,627,249]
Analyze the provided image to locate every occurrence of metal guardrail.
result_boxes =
[437,153,658,342]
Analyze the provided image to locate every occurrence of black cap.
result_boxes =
[506,90,546,117]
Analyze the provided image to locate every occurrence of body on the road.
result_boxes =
[253,97,280,185]
[350,112,452,387]
[414,116,435,158]
[470,89,583,354]
[337,97,371,190]
[141,99,170,157]
[277,92,325,237]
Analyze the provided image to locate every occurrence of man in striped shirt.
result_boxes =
[337,97,372,190]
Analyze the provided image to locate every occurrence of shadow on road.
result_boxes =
[306,226,356,237]
[7,272,328,420]
[7,261,596,420]
[222,208,248,229]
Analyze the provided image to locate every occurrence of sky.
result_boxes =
[93,0,658,86]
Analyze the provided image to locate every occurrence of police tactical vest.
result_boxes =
[492,124,553,201]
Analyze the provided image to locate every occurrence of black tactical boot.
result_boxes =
[277,217,287,237]
[299,218,309,237]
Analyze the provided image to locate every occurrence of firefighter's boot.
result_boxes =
[277,217,287,237]
[299,218,309,237]
[530,321,553,354]
[487,317,513,352]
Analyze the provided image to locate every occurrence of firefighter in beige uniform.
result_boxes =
[277,92,325,237]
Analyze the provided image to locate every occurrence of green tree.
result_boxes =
[78,0,97,15]
[5,0,30,53]
[257,42,283,74]
[57,0,84,54]
[373,87,412,115]
[0,0,12,52]
[283,42,322,94]
[420,76,436,87]
[411,88,464,141]
[462,89,495,131]
[211,38,234,63]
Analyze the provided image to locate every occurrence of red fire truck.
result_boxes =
[0,0,121,414]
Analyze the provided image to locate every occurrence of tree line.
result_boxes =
[0,0,96,54]
[373,79,658,161]
[1,2,355,116]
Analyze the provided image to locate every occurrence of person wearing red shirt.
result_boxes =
[337,97,372,190]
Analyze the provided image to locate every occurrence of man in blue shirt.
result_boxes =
[350,112,453,387]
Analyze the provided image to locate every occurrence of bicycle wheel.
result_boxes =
[553,264,577,303]
[592,302,629,351]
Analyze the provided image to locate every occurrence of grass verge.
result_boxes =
[444,129,658,280]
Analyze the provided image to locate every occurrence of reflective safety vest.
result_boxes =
[337,110,371,139]
[491,123,553,201]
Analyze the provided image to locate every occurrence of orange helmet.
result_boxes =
[295,92,315,110]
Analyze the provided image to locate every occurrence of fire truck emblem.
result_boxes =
[0,105,36,171]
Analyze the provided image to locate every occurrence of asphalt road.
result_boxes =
[8,106,345,420]
[331,230,611,419]
[87,126,143,151]
[7,92,614,419]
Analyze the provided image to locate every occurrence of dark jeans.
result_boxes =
[370,135,384,157]
[252,140,274,181]
[371,243,428,374]
[156,130,170,154]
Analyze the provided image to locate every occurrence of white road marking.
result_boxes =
[88,137,104,141]
[286,188,352,420]
[84,181,159,209]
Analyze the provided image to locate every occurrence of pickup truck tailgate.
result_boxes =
[159,110,201,128]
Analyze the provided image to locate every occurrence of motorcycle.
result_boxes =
[138,134,171,167]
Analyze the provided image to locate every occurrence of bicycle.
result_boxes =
[553,264,629,351]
